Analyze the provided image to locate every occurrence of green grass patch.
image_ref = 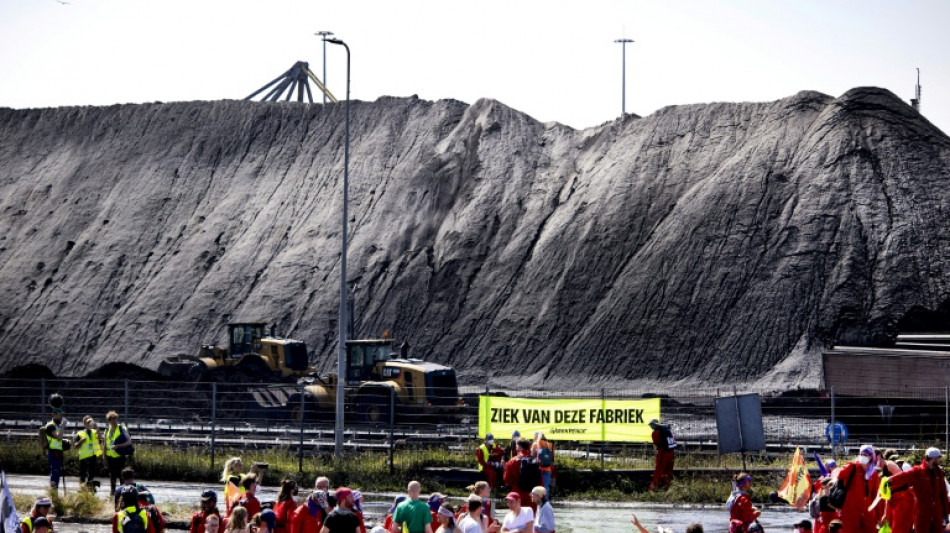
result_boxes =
[0,438,821,504]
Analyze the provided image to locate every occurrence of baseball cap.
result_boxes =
[35,497,53,507]
[927,447,942,459]
[485,433,494,440]
[794,520,812,530]
[32,518,51,530]
[201,490,217,502]
[505,492,521,501]
[512,430,520,437]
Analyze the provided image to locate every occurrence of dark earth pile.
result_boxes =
[1,88,949,387]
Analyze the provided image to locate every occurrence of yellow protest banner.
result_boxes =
[478,396,660,442]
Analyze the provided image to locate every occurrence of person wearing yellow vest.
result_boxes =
[74,415,103,490]
[475,434,505,490]
[112,487,149,533]
[103,411,134,495]
[20,497,54,533]
[45,409,66,490]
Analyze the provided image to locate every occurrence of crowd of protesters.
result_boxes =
[31,404,950,533]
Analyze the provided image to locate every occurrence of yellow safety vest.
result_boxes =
[106,424,126,458]
[21,515,53,533]
[117,507,149,533]
[46,422,63,451]
[76,428,102,459]
[477,444,490,471]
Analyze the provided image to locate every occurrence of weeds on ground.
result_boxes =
[48,485,104,518]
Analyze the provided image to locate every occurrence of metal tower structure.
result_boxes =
[614,38,634,118]
[315,31,334,104]
[244,61,338,103]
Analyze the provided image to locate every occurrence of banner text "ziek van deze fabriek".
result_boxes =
[478,396,660,442]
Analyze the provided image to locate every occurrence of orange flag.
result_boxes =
[778,447,812,510]
[224,481,242,507]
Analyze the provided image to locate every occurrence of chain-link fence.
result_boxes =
[2,379,948,471]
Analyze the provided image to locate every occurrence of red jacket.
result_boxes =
[729,492,755,528]
[889,463,950,518]
[189,510,224,533]
[503,451,530,489]
[290,503,325,533]
[273,500,298,533]
[237,495,261,520]
[835,462,879,528]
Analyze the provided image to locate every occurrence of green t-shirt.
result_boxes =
[392,499,432,533]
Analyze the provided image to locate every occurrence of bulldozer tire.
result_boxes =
[357,388,393,424]
[289,393,328,424]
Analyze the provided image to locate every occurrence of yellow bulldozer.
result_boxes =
[158,322,313,381]
[158,322,461,423]
[294,338,460,422]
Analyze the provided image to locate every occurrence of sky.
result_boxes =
[0,0,948,134]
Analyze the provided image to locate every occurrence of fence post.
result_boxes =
[600,388,606,470]
[210,382,217,471]
[830,387,836,461]
[41,378,46,419]
[124,379,130,422]
[298,382,305,473]
[389,387,395,475]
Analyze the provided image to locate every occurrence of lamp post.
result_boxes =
[326,37,350,461]
[614,38,634,118]
[315,31,334,104]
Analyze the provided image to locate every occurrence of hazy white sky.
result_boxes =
[1,0,947,134]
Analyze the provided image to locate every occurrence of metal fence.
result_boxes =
[1,379,948,469]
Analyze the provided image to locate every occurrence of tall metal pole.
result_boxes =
[614,38,634,118]
[315,31,334,104]
[327,37,350,460]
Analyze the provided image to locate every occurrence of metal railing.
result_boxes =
[2,379,948,469]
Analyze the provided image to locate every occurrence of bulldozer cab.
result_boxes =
[228,322,267,357]
[345,340,397,385]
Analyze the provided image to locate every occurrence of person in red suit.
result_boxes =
[727,472,760,533]
[883,461,916,533]
[833,445,880,533]
[290,491,328,533]
[888,447,950,533]
[475,434,505,490]
[502,439,535,511]
[648,419,675,490]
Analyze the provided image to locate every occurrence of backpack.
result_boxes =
[657,425,677,450]
[114,425,135,456]
[827,466,856,510]
[120,510,146,533]
[38,425,49,452]
[537,446,554,468]
[146,506,166,533]
[518,457,542,491]
[808,494,821,519]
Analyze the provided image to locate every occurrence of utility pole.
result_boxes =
[614,38,634,119]
[326,37,350,461]
[315,31,334,104]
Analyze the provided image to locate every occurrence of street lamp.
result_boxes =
[614,38,634,118]
[326,36,350,461]
[315,31,334,104]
